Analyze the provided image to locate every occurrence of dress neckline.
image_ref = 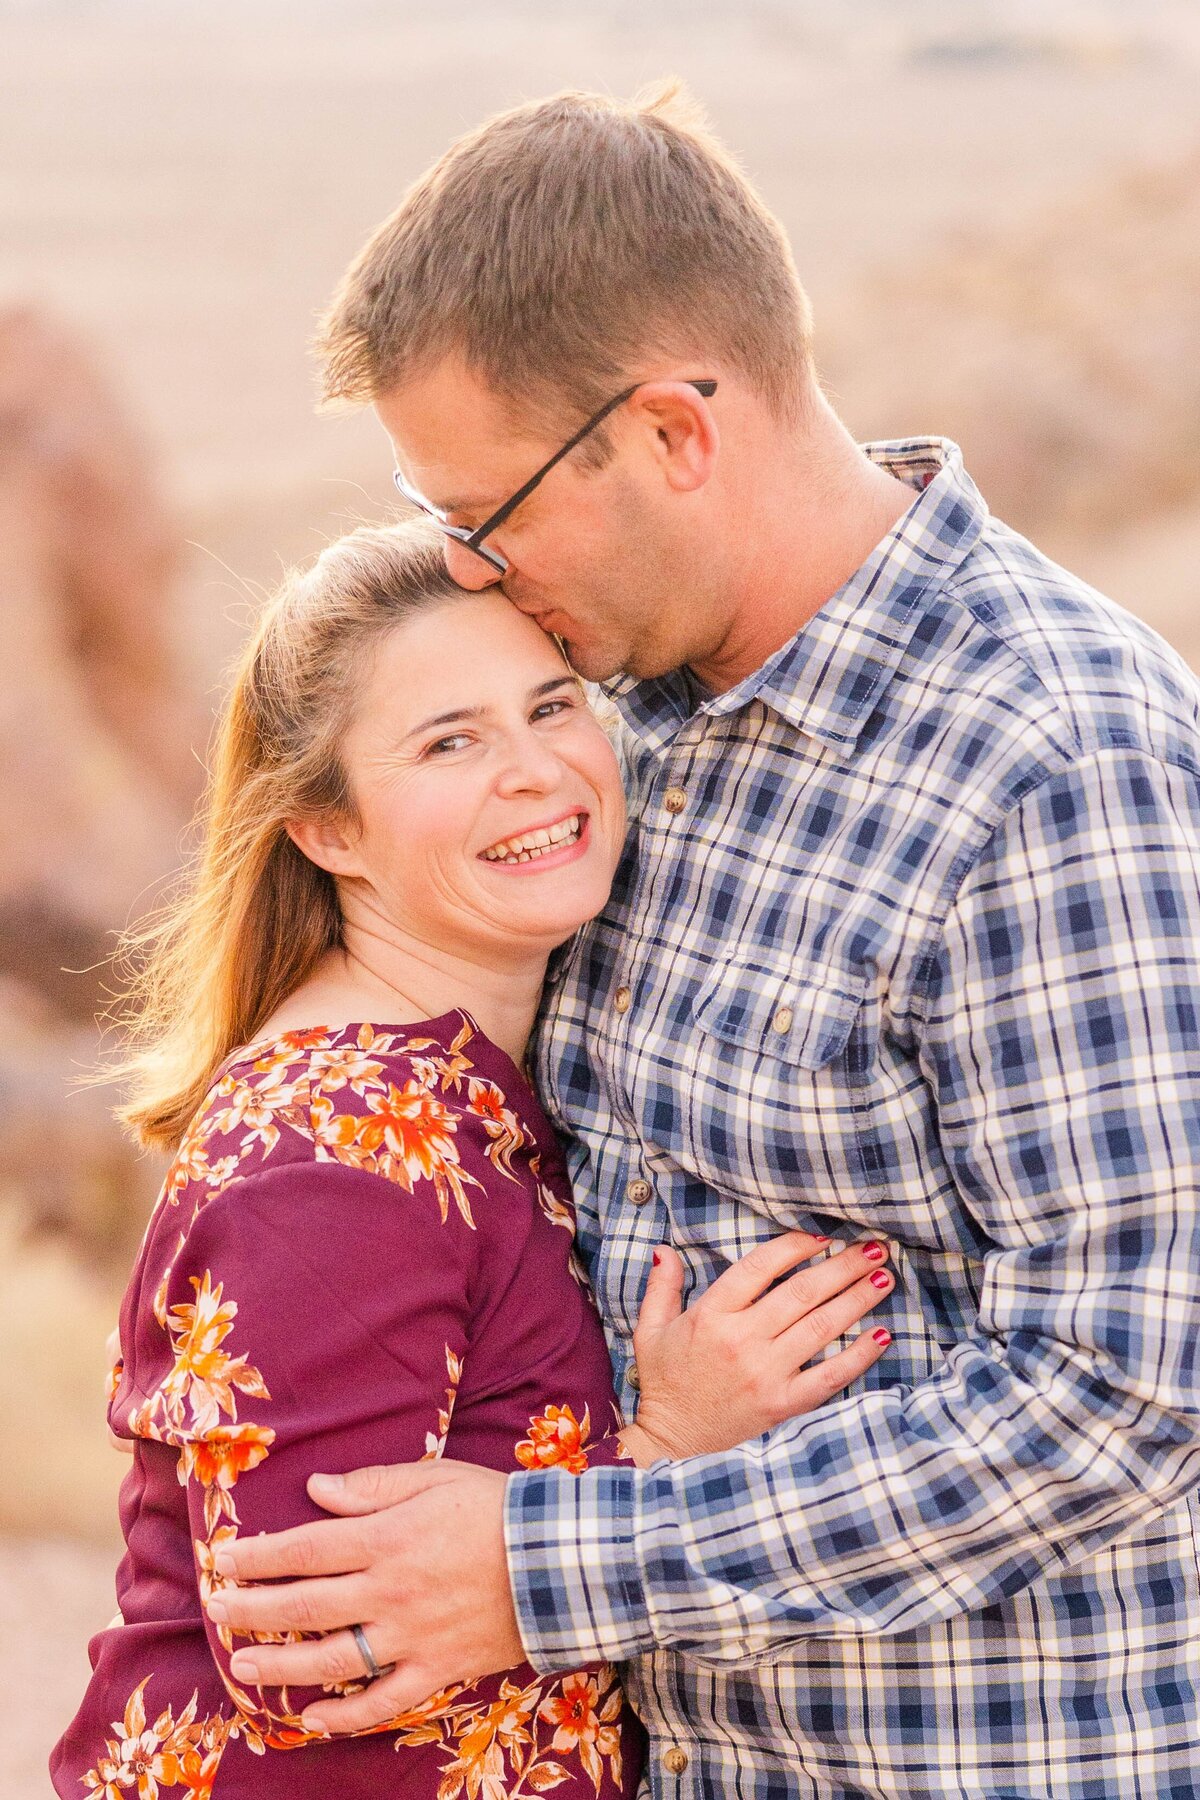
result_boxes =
[222,1010,543,1129]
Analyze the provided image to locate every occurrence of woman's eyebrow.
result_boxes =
[531,676,580,699]
[407,677,578,740]
[407,704,484,737]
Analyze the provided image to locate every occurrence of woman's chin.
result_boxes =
[480,875,613,953]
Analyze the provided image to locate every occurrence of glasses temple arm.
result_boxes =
[465,384,640,547]
[465,378,716,549]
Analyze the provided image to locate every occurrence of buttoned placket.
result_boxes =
[604,732,712,1421]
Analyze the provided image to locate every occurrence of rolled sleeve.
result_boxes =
[505,1461,651,1670]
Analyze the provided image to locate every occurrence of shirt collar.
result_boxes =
[602,437,987,750]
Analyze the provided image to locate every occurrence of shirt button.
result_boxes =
[772,1003,794,1035]
[626,1363,640,1390]
[663,787,688,815]
[626,1178,652,1206]
[613,986,632,1014]
[662,1746,689,1774]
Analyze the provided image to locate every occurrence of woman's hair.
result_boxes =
[112,517,463,1152]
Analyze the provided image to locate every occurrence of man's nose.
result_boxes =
[443,535,506,591]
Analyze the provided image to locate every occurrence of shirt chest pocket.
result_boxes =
[671,956,874,1213]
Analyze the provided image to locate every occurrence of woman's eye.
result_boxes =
[531,698,576,723]
[425,733,473,756]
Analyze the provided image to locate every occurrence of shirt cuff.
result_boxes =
[503,1463,657,1672]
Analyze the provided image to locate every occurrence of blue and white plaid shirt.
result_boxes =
[506,440,1200,1799]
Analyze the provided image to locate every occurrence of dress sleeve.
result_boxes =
[131,1157,477,1746]
[505,748,1200,1669]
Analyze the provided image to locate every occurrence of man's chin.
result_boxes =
[559,637,628,685]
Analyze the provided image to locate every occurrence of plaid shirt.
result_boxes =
[505,440,1200,1799]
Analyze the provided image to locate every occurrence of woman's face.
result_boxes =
[330,592,627,965]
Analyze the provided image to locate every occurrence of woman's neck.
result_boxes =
[259,926,548,1070]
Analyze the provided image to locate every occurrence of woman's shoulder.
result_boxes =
[149,1011,555,1246]
[122,1017,517,1387]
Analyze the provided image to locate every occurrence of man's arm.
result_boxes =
[506,746,1200,1670]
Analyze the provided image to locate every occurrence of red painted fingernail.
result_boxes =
[872,1328,892,1345]
[652,1249,662,1266]
[869,1270,891,1289]
[862,1241,887,1261]
[811,1234,830,1242]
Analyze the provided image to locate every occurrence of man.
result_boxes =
[210,86,1200,1797]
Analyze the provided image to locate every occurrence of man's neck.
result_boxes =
[689,397,916,694]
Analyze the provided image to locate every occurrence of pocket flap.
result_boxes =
[691,957,867,1070]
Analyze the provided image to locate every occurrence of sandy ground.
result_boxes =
[5,2,1200,1788]
[6,1537,120,1799]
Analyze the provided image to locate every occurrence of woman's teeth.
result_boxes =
[482,815,583,864]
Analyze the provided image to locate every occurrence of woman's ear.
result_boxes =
[285,814,365,879]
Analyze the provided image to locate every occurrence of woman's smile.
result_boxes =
[479,808,589,870]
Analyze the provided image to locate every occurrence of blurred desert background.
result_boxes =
[5,0,1200,1789]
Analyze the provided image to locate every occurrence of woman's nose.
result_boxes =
[495,731,562,795]
[443,535,506,590]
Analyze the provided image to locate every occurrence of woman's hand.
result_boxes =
[618,1232,893,1467]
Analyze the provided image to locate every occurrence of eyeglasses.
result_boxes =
[392,378,718,576]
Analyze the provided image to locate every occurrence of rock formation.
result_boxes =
[823,147,1200,544]
[0,307,203,1259]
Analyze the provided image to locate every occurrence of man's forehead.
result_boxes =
[374,361,543,506]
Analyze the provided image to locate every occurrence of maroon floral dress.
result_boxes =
[53,1012,644,1799]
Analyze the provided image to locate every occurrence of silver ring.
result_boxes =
[350,1622,390,1682]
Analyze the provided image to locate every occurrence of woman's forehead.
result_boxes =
[360,599,571,723]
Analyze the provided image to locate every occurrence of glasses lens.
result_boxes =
[392,471,507,574]
[392,469,450,522]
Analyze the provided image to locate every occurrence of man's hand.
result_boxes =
[205,1459,524,1733]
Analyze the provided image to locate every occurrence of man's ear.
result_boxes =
[286,814,365,879]
[629,380,720,495]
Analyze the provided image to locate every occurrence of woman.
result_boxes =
[53,520,893,1798]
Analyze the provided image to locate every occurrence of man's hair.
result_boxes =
[316,82,814,436]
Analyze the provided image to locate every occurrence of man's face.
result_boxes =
[375,357,719,684]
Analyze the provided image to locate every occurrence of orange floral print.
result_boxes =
[409,1016,478,1098]
[515,1404,592,1475]
[149,1017,526,1245]
[360,1081,480,1227]
[425,1345,464,1460]
[129,1268,277,1534]
[539,1672,625,1793]
[388,1666,627,1798]
[433,1677,538,1800]
[81,1679,242,1800]
[308,1044,386,1094]
[528,1153,575,1237]
[193,1525,239,1651]
[466,1077,526,1178]
[179,1424,276,1533]
[252,1027,334,1073]
[162,1119,218,1207]
[143,1271,271,1436]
